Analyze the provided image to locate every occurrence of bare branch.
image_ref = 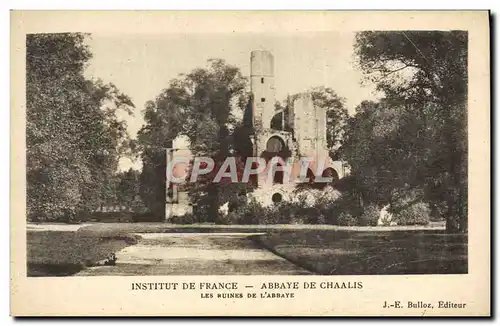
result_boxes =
[373,64,412,82]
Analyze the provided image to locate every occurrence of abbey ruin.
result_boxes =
[166,50,348,219]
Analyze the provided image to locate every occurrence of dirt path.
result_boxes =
[76,233,311,276]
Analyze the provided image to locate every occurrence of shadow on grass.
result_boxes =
[253,230,467,275]
[27,263,84,277]
[27,231,139,277]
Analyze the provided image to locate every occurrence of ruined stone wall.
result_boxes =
[293,94,317,157]
[292,94,330,158]
[315,104,327,156]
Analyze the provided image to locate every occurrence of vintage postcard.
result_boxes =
[10,10,490,316]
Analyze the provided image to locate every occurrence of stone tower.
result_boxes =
[250,50,294,193]
[247,50,346,207]
[250,50,276,132]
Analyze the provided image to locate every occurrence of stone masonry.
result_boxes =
[248,50,347,206]
[166,50,349,218]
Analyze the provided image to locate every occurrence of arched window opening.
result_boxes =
[272,192,283,204]
[266,136,285,153]
[273,163,284,184]
[270,112,283,131]
[315,168,340,189]
[322,168,339,184]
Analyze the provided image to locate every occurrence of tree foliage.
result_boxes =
[310,87,349,157]
[345,31,468,232]
[137,59,250,220]
[26,33,134,221]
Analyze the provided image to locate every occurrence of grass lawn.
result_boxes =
[254,230,467,275]
[27,222,465,276]
[27,230,138,276]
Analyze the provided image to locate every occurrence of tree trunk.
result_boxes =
[458,182,468,233]
[359,192,364,208]
[445,194,458,233]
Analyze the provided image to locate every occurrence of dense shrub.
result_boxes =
[216,199,330,225]
[214,191,371,226]
[86,212,134,223]
[358,204,380,226]
[302,207,326,224]
[214,200,265,225]
[311,213,327,225]
[215,212,237,225]
[131,197,148,214]
[228,196,247,213]
[231,199,273,224]
[132,212,162,223]
[429,202,447,222]
[269,202,296,224]
[321,194,362,225]
[275,201,313,224]
[170,213,197,224]
[337,212,357,226]
[393,202,430,225]
[272,201,328,225]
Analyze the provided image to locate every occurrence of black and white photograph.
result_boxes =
[25,28,469,277]
[11,10,490,317]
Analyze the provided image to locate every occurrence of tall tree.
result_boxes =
[116,168,141,208]
[310,87,349,158]
[26,33,134,220]
[137,59,249,220]
[352,31,468,232]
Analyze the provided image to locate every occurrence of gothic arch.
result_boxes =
[270,112,283,130]
[321,167,339,184]
[266,135,285,153]
[306,167,339,189]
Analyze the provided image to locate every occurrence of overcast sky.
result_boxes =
[84,32,380,170]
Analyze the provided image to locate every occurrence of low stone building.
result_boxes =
[165,135,194,219]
